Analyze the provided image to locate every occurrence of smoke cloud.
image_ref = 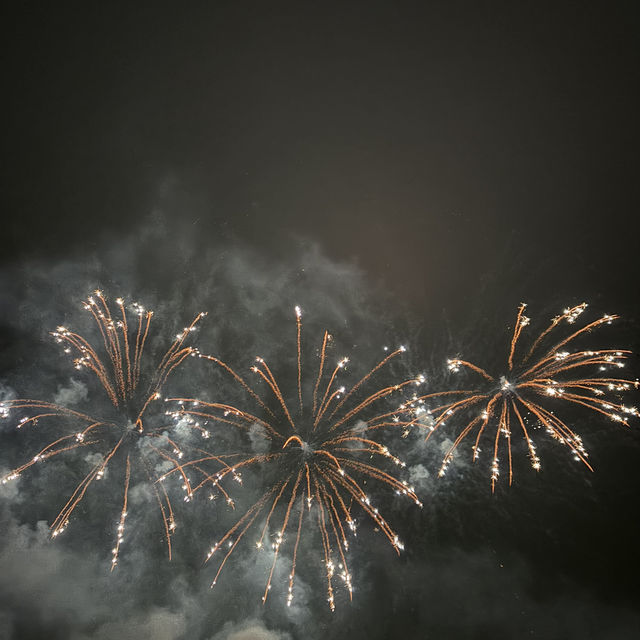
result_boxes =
[1,214,638,639]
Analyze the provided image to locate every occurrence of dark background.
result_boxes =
[2,2,639,639]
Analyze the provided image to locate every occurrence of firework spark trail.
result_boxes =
[409,303,639,491]
[164,307,424,609]
[0,291,207,564]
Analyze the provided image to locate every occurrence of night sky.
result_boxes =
[2,3,639,639]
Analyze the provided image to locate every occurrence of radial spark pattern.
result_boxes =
[414,303,638,490]
[164,307,423,610]
[0,291,206,566]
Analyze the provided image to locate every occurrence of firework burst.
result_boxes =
[414,303,638,491]
[0,290,206,566]
[163,307,424,610]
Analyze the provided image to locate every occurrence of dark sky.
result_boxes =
[2,2,640,639]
